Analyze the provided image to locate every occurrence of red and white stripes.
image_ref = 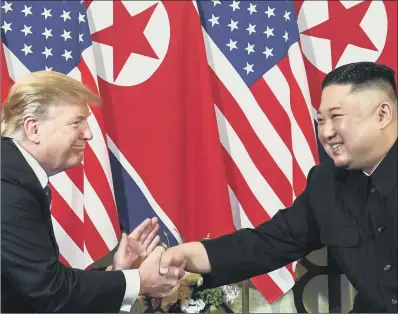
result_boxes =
[199,17,319,302]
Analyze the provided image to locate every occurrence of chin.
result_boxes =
[332,156,351,169]
[67,157,84,169]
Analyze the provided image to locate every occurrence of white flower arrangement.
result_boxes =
[145,271,240,313]
[142,232,240,313]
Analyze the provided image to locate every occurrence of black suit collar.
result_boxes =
[370,140,397,196]
[1,136,47,202]
[2,136,57,251]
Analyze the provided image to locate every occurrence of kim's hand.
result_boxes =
[112,217,160,270]
[159,245,187,275]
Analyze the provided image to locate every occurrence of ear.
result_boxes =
[376,102,393,129]
[23,116,40,144]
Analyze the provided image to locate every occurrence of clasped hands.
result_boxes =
[110,217,186,298]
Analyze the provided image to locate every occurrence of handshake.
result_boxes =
[110,217,187,298]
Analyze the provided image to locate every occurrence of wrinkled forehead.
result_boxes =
[46,100,90,120]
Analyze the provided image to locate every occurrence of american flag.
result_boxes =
[1,0,121,269]
[196,0,318,301]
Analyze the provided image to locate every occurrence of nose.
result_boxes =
[320,120,336,141]
[81,122,93,141]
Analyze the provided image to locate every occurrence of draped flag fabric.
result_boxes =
[2,0,397,304]
[87,0,317,302]
[1,0,120,269]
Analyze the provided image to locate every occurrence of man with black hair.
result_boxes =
[158,62,398,313]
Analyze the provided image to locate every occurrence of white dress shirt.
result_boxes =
[13,140,140,312]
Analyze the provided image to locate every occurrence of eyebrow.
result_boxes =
[75,112,92,120]
[317,106,342,115]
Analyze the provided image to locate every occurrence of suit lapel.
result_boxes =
[2,137,59,254]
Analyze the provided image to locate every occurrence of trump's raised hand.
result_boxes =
[112,217,160,270]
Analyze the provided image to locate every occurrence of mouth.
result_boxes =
[329,143,343,154]
[73,145,85,150]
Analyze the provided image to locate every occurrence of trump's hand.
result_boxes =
[138,246,185,298]
[112,217,160,270]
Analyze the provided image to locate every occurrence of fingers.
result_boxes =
[162,266,185,290]
[151,217,159,226]
[118,233,128,252]
[146,235,160,254]
[112,233,128,271]
[159,247,185,275]
[142,223,160,249]
[129,217,159,244]
[159,250,171,275]
[148,245,166,261]
[128,218,152,240]
[167,266,185,280]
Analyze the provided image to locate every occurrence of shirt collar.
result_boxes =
[12,140,49,189]
[366,140,397,196]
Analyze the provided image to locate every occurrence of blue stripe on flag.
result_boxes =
[109,153,179,247]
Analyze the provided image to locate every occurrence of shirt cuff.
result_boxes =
[120,269,140,312]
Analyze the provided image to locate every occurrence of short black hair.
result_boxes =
[321,62,397,102]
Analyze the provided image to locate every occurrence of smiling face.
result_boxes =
[26,100,93,175]
[317,84,393,173]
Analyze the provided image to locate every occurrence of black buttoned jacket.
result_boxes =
[202,141,397,312]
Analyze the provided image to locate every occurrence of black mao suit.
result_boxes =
[202,141,397,312]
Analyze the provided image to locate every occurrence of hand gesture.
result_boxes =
[113,217,160,270]
[159,246,187,275]
[138,246,185,298]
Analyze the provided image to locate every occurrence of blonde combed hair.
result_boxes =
[1,70,101,140]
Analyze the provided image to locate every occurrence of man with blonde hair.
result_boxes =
[1,71,183,312]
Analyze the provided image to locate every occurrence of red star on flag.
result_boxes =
[302,1,377,69]
[91,2,159,81]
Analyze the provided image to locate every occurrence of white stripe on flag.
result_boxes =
[268,266,296,294]
[227,186,254,230]
[50,172,84,221]
[263,67,315,177]
[86,110,117,202]
[68,66,82,82]
[84,243,95,267]
[2,44,29,80]
[84,174,118,250]
[202,31,293,183]
[52,217,85,269]
[81,47,100,91]
[288,42,315,123]
[215,105,284,217]
[227,189,295,294]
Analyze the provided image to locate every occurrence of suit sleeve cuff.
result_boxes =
[120,269,140,312]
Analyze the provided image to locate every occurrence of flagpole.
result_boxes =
[241,280,249,314]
